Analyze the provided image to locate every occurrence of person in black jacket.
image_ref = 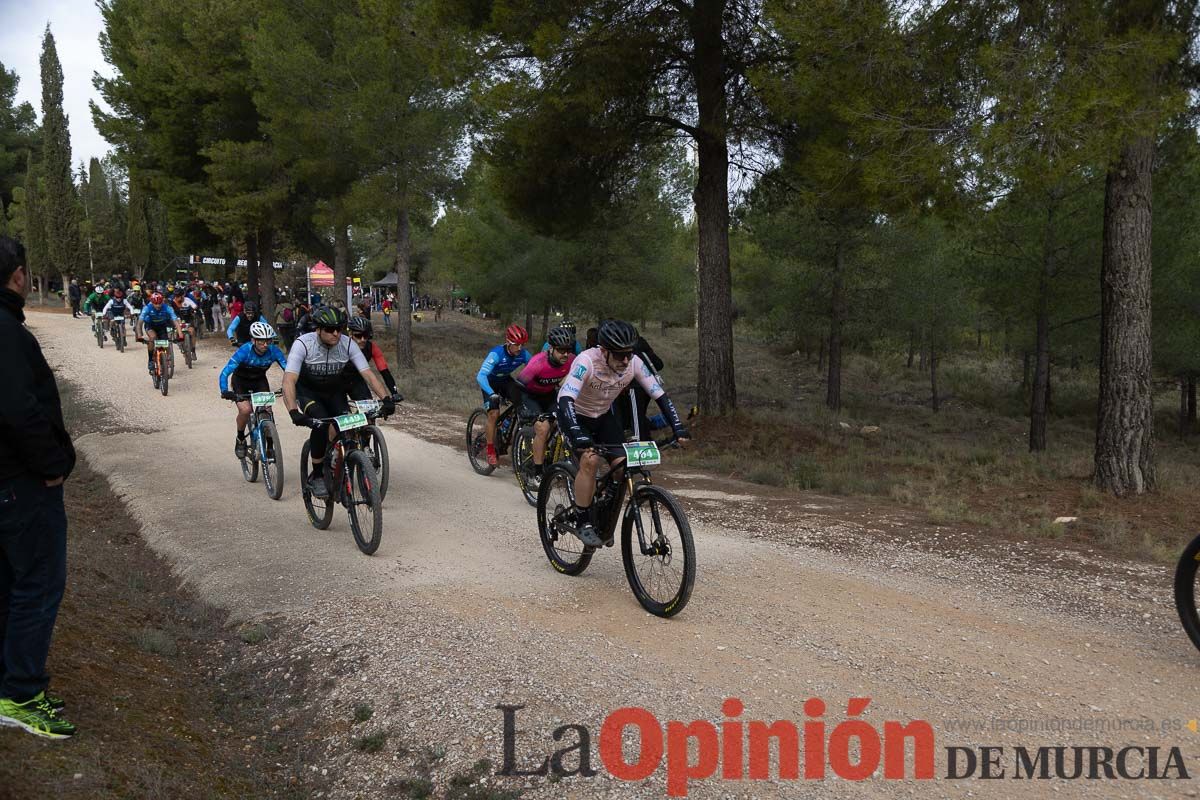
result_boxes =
[67,279,81,318]
[0,236,77,738]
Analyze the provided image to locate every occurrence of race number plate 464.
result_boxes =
[335,412,368,432]
[623,441,661,467]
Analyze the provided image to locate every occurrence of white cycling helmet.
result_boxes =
[249,321,276,341]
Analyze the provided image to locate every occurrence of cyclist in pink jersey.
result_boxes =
[515,326,576,481]
[557,319,689,547]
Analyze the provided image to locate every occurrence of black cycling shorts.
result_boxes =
[575,410,625,453]
[482,375,521,410]
[231,374,270,396]
[295,388,351,421]
[144,322,171,340]
[519,389,556,419]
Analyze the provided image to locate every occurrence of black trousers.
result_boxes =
[0,476,67,702]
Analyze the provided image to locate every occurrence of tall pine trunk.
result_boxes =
[825,241,844,412]
[690,0,736,415]
[244,234,260,303]
[1094,135,1155,495]
[1030,212,1054,453]
[540,304,550,343]
[1188,375,1196,427]
[1180,376,1189,440]
[392,206,415,369]
[258,228,276,320]
[223,243,237,282]
[334,224,350,306]
[907,328,915,368]
[930,344,940,413]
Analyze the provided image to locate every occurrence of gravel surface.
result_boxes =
[33,310,1200,799]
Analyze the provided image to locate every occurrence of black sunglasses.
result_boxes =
[318,325,341,334]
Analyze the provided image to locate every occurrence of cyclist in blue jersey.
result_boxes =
[138,292,179,373]
[226,300,269,346]
[540,319,583,355]
[219,321,288,458]
[476,324,532,466]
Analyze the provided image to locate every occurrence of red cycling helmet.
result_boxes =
[505,324,529,345]
[150,292,164,305]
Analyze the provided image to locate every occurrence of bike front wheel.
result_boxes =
[466,408,495,475]
[513,427,539,507]
[158,356,169,396]
[301,441,334,530]
[621,484,696,618]
[166,342,175,378]
[183,333,194,368]
[115,325,124,352]
[259,420,283,500]
[345,450,383,555]
[364,425,390,501]
[1174,533,1200,653]
[96,322,104,348]
[536,461,592,576]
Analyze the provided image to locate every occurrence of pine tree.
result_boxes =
[39,26,81,298]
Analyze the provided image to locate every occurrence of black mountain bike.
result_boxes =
[109,315,128,352]
[512,412,570,507]
[1174,534,1200,652]
[300,400,393,555]
[466,401,522,475]
[536,439,695,617]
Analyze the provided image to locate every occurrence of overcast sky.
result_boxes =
[0,0,114,166]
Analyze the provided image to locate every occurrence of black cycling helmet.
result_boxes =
[312,306,347,330]
[243,300,260,318]
[560,319,576,337]
[597,319,638,351]
[347,315,373,337]
[547,326,574,349]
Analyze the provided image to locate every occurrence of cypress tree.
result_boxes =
[39,25,81,297]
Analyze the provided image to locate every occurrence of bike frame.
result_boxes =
[585,441,677,552]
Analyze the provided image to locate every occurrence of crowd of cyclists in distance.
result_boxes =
[66,269,694,553]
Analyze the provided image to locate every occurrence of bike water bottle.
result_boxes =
[501,417,511,437]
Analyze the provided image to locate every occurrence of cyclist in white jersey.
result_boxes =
[557,319,689,546]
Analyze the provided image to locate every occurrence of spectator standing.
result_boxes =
[229,296,244,325]
[67,280,80,318]
[0,237,77,738]
[381,297,392,330]
[275,294,298,350]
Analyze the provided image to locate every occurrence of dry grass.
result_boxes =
[383,313,1200,565]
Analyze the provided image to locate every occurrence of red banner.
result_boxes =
[309,261,334,287]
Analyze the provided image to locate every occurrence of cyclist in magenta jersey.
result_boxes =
[514,326,575,480]
[475,324,532,467]
[557,319,689,547]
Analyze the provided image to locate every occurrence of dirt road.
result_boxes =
[33,310,1200,799]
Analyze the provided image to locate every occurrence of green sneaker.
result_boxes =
[0,693,76,739]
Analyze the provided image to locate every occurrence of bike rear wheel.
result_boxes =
[345,450,383,555]
[621,484,696,618]
[513,427,539,507]
[364,425,390,501]
[300,441,334,530]
[536,462,592,575]
[466,408,495,475]
[1174,533,1200,653]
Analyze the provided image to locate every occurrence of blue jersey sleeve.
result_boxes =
[226,315,240,339]
[476,349,501,394]
[219,343,251,393]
